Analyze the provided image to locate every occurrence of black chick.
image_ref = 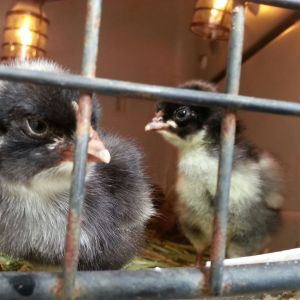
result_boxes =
[0,59,154,270]
[145,80,282,262]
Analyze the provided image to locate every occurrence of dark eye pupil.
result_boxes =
[27,119,48,135]
[30,120,46,133]
[174,107,192,123]
[177,110,186,118]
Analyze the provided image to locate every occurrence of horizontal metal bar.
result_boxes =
[223,261,300,295]
[249,0,300,10]
[0,67,300,116]
[0,261,300,299]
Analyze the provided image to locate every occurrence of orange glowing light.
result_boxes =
[191,0,233,40]
[1,0,49,61]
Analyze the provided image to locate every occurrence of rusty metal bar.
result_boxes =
[209,1,245,296]
[1,261,300,299]
[1,68,300,116]
[62,1,102,300]
[81,0,102,77]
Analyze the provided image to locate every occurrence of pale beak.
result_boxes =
[145,111,169,132]
[62,126,111,164]
[87,126,111,163]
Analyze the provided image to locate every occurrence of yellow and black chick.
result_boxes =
[146,80,282,263]
[0,60,154,270]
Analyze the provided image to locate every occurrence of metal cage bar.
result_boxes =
[1,260,300,299]
[1,68,300,116]
[0,0,299,299]
[209,0,245,295]
[62,1,102,300]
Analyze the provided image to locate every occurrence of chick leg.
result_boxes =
[181,222,209,267]
[195,250,208,268]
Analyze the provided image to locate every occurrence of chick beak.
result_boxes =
[62,126,111,164]
[145,111,169,132]
[87,126,111,163]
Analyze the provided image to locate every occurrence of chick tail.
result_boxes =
[259,153,283,210]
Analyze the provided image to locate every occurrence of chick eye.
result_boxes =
[25,118,49,137]
[174,107,191,122]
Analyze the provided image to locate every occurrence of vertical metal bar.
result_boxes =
[82,0,102,77]
[209,0,245,296]
[62,1,102,300]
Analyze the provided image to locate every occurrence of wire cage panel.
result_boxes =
[0,0,300,299]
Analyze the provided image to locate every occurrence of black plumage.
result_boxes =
[0,60,153,270]
[146,80,282,262]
